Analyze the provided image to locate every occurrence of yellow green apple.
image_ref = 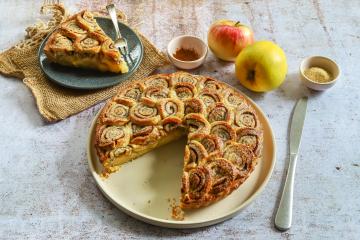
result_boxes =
[235,40,287,92]
[208,20,254,61]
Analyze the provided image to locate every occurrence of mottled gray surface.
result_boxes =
[0,0,359,239]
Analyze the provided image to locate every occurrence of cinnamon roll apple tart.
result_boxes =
[94,72,263,209]
[44,10,128,73]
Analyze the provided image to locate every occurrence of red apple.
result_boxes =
[208,20,254,61]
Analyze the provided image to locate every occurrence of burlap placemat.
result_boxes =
[0,4,169,122]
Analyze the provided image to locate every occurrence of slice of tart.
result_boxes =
[44,10,128,73]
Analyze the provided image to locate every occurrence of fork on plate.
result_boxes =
[106,4,129,57]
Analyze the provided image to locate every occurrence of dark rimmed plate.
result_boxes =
[38,17,143,90]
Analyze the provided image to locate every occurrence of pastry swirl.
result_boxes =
[94,72,263,210]
[223,89,246,108]
[174,82,197,100]
[207,102,233,123]
[183,113,211,135]
[210,121,236,143]
[198,90,223,107]
[183,98,206,115]
[236,128,263,157]
[161,116,183,133]
[182,167,211,201]
[96,125,130,148]
[157,98,184,119]
[172,72,199,86]
[144,86,169,100]
[101,102,130,125]
[144,74,171,88]
[234,105,259,129]
[130,99,161,126]
[203,77,223,91]
[190,133,223,157]
[130,124,160,145]
[223,142,254,172]
[207,158,237,195]
[184,140,208,169]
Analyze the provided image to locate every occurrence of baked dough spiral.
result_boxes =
[101,102,130,125]
[182,167,211,201]
[210,121,236,143]
[207,102,233,123]
[223,142,254,172]
[183,98,206,115]
[157,98,184,119]
[96,125,130,148]
[198,90,223,107]
[183,113,211,135]
[190,133,223,157]
[184,140,208,169]
[234,105,259,129]
[236,128,263,157]
[144,86,169,100]
[207,158,237,195]
[174,82,197,100]
[130,99,161,125]
[144,74,171,88]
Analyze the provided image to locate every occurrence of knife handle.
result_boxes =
[275,153,298,231]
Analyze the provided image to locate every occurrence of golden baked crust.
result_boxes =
[94,72,263,209]
[44,10,128,73]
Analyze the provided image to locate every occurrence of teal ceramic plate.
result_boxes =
[38,17,143,90]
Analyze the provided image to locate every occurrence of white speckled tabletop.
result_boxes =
[1,0,359,239]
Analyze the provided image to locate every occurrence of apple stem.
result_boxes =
[235,21,241,27]
[247,70,255,82]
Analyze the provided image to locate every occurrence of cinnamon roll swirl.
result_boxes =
[172,71,199,86]
[202,77,223,91]
[190,133,223,157]
[183,98,207,115]
[206,158,237,195]
[222,89,246,108]
[144,86,169,100]
[210,121,236,143]
[174,82,197,100]
[207,102,233,123]
[236,128,263,157]
[234,105,259,129]
[76,10,101,32]
[115,83,145,106]
[96,124,131,149]
[184,140,208,169]
[144,74,172,88]
[101,102,130,126]
[157,98,184,119]
[182,167,211,201]
[223,142,254,172]
[130,99,161,125]
[48,33,74,52]
[198,90,223,107]
[130,124,160,145]
[161,117,183,133]
[61,20,87,39]
[183,113,211,135]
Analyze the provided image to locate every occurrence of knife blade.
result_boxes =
[275,97,308,231]
[290,97,308,155]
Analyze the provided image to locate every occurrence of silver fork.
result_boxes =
[106,4,129,56]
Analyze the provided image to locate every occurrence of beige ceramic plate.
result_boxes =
[87,93,276,228]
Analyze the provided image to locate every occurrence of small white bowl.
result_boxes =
[167,35,208,70]
[299,56,340,91]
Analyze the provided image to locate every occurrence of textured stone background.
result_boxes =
[0,0,359,239]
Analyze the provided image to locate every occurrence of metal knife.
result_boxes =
[275,97,308,231]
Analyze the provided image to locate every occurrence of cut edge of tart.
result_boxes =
[44,10,128,73]
[94,72,263,211]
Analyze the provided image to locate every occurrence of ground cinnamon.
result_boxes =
[173,47,200,61]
